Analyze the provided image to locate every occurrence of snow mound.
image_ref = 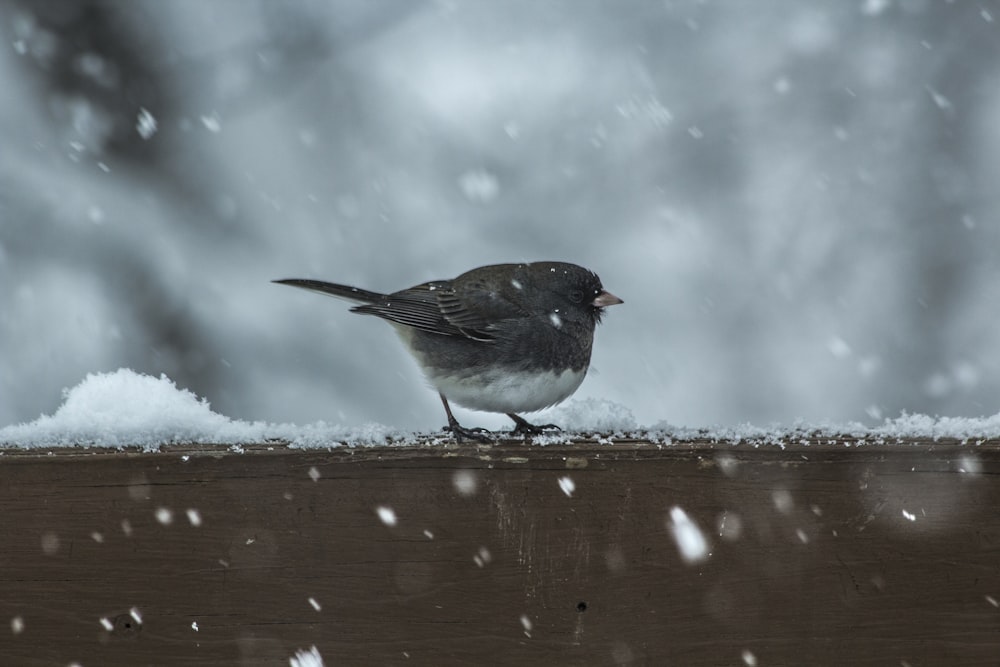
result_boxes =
[0,369,409,450]
[543,397,638,433]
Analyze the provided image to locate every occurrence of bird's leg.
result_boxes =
[506,413,562,437]
[439,394,493,443]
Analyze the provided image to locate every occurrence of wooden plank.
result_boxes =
[1,439,999,666]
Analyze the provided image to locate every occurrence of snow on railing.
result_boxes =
[3,368,999,450]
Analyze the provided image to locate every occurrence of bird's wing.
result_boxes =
[352,279,527,342]
[349,281,486,341]
[436,280,527,336]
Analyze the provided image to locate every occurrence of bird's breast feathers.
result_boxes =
[427,366,586,414]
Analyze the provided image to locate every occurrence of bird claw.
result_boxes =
[439,404,562,443]
[507,414,562,437]
[444,423,494,444]
[512,422,561,437]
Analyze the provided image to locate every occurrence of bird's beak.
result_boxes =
[593,290,623,307]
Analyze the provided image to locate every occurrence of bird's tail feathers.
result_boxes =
[272,279,385,304]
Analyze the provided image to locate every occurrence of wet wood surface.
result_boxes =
[1,437,999,666]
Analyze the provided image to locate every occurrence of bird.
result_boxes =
[273,261,622,442]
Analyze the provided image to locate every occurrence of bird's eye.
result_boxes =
[568,289,585,303]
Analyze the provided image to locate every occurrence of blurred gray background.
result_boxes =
[1,0,998,432]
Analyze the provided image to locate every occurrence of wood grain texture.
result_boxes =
[1,439,999,666]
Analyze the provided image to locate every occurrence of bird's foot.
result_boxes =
[439,393,494,443]
[507,413,562,437]
[444,420,494,444]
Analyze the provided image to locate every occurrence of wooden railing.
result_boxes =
[2,436,999,665]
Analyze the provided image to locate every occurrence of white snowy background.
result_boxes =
[2,0,999,435]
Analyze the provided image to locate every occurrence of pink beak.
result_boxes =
[593,290,623,307]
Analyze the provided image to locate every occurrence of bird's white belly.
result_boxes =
[390,323,587,414]
[430,367,586,414]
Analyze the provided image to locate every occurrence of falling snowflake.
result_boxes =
[136,107,157,139]
[667,506,709,563]
[289,645,325,667]
[519,614,533,638]
[452,470,478,496]
[376,506,397,526]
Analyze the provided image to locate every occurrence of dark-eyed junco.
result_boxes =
[274,261,622,441]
